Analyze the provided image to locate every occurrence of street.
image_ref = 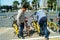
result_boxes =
[0,11,60,40]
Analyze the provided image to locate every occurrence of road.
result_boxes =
[0,11,60,40]
[0,11,35,27]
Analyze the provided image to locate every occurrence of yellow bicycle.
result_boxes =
[12,20,19,35]
[10,15,30,37]
[47,19,59,32]
[31,21,40,33]
[30,14,40,33]
[10,16,19,36]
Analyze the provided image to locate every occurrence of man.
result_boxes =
[58,12,60,26]
[17,5,28,38]
[35,9,50,40]
[57,12,60,33]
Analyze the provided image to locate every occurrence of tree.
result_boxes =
[0,6,1,10]
[1,5,12,12]
[32,0,39,10]
[27,1,32,10]
[38,2,40,8]
[21,0,32,10]
[13,1,19,10]
[47,0,56,10]
[21,0,27,7]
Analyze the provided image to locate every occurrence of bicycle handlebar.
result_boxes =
[9,15,15,20]
[9,14,17,20]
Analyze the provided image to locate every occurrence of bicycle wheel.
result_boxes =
[48,22,58,32]
[31,21,40,33]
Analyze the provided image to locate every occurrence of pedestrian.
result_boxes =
[35,8,50,40]
[58,12,60,26]
[17,5,28,38]
[57,12,60,33]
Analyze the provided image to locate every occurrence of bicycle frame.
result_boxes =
[31,15,40,33]
[10,15,19,35]
[47,20,59,32]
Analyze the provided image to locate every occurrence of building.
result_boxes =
[57,0,60,6]
[40,0,47,8]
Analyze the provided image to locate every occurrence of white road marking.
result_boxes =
[47,27,56,33]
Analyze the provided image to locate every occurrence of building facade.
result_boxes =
[40,0,47,8]
[57,0,60,6]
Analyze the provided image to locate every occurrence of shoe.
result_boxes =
[47,31,50,35]
[17,34,19,37]
[39,33,43,36]
[39,33,41,36]
[18,36,25,39]
[17,34,22,38]
[18,36,22,39]
[45,38,49,40]
[22,37,25,39]
[17,34,25,39]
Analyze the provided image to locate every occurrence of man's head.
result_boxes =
[22,5,28,12]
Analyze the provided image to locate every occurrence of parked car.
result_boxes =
[1,9,7,12]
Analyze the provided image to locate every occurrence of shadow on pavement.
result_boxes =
[30,30,36,36]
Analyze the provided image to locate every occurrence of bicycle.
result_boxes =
[10,15,19,36]
[10,15,30,37]
[47,19,59,32]
[30,14,40,33]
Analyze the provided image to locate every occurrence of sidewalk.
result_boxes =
[0,27,13,35]
[0,27,60,40]
[11,37,60,40]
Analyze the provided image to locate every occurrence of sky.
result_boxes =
[0,0,43,6]
[0,0,33,6]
